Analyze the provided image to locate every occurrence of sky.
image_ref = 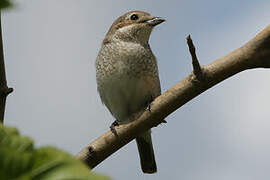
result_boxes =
[2,0,270,179]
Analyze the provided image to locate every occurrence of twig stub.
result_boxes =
[0,87,13,97]
[85,146,95,168]
[186,35,203,80]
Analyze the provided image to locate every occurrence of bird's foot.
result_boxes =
[110,120,119,136]
[146,95,154,112]
[147,104,151,112]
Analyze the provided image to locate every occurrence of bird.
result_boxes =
[95,10,165,173]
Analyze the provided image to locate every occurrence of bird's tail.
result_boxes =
[136,130,157,173]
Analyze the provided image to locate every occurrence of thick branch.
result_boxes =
[0,12,13,123]
[76,25,270,169]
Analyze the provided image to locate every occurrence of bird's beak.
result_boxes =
[145,17,165,26]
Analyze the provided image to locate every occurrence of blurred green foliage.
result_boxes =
[0,0,12,9]
[0,124,110,180]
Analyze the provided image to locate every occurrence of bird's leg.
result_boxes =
[146,95,154,112]
[146,95,167,124]
[110,120,119,136]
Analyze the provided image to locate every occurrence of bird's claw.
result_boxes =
[147,104,151,112]
[110,120,119,136]
[146,95,154,112]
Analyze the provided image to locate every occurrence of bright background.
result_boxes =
[3,0,270,179]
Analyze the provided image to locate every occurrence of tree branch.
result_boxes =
[0,12,13,124]
[76,25,270,169]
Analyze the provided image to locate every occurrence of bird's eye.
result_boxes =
[130,14,139,21]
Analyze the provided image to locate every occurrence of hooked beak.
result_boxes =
[145,17,165,26]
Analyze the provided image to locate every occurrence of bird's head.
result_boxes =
[103,11,165,45]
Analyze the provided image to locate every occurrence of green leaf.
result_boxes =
[0,0,12,9]
[31,147,110,180]
[0,124,110,180]
[0,124,34,179]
